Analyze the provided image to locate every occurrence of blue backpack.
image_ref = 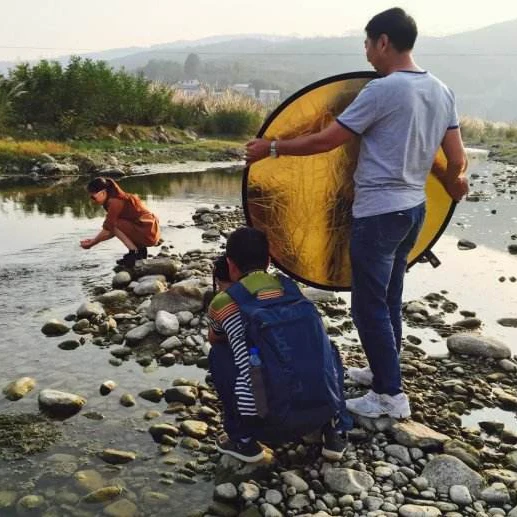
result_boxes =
[226,274,343,442]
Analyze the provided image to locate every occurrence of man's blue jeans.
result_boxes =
[350,202,426,396]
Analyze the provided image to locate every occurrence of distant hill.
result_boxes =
[2,23,517,121]
[109,20,517,121]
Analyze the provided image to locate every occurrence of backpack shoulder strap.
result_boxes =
[227,274,303,306]
[277,274,303,298]
[226,280,255,306]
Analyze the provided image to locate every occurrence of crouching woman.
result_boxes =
[80,177,160,267]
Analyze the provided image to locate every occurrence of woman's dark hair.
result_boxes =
[87,177,127,199]
[226,226,269,273]
[365,7,417,52]
[213,254,231,283]
[212,254,231,293]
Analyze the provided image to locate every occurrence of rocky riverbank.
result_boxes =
[1,205,517,517]
[0,126,244,186]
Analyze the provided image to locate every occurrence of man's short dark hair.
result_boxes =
[365,7,417,52]
[226,226,269,273]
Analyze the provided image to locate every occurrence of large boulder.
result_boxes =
[480,482,511,505]
[97,290,129,306]
[399,505,442,517]
[164,386,197,405]
[112,271,132,289]
[3,377,36,401]
[133,278,166,296]
[98,449,136,465]
[323,468,375,495]
[76,301,106,320]
[301,288,336,303]
[40,162,79,175]
[421,454,485,498]
[215,449,275,485]
[148,423,180,442]
[391,421,449,450]
[492,388,517,410]
[41,319,69,336]
[124,322,155,345]
[443,439,481,469]
[180,420,209,439]
[38,389,86,417]
[155,311,180,336]
[148,278,211,318]
[484,469,517,485]
[447,334,511,359]
[133,258,180,281]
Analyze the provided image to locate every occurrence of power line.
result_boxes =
[0,45,97,51]
[1,46,517,57]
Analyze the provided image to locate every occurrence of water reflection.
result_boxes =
[462,406,517,433]
[0,168,243,218]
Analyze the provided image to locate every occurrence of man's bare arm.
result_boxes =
[434,128,469,201]
[245,122,356,164]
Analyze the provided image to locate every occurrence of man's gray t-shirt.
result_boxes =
[336,71,459,218]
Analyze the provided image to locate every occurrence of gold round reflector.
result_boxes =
[244,72,455,290]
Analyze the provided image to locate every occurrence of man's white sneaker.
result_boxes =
[346,390,383,418]
[347,366,373,386]
[380,392,411,419]
[346,390,411,419]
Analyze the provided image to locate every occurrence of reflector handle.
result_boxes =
[423,250,441,268]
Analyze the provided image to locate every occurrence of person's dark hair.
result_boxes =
[87,177,126,199]
[365,7,417,52]
[226,226,269,273]
[213,254,231,283]
[212,254,231,294]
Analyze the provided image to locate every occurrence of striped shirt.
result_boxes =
[208,271,283,416]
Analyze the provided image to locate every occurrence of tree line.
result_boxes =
[0,56,264,137]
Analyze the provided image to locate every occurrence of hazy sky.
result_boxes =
[2,0,517,61]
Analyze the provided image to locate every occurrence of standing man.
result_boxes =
[245,7,468,419]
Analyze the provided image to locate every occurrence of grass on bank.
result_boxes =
[461,116,517,165]
[0,130,245,175]
[0,139,71,157]
[461,116,517,144]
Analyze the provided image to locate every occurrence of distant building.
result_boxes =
[175,79,204,97]
[230,83,256,98]
[258,89,281,105]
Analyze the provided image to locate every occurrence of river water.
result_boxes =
[0,154,516,515]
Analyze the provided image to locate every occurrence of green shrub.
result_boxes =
[1,59,267,137]
[204,108,262,136]
[201,91,265,136]
[5,58,176,130]
[169,94,207,129]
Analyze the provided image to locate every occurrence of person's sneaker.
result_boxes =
[216,437,264,463]
[137,247,148,260]
[347,366,373,386]
[346,390,411,419]
[380,392,411,419]
[322,429,348,461]
[116,251,137,268]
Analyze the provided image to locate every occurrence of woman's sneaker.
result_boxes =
[116,250,138,268]
[347,366,373,386]
[216,436,264,463]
